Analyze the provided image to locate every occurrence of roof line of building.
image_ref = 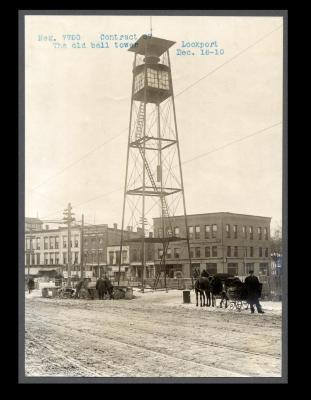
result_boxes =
[153,212,271,220]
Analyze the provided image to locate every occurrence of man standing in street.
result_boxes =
[244,270,264,314]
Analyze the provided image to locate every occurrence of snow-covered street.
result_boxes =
[25,289,282,377]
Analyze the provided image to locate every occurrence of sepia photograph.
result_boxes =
[19,10,287,383]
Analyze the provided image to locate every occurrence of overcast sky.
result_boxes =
[25,15,283,232]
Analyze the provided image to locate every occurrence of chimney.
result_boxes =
[113,223,117,230]
[45,225,49,230]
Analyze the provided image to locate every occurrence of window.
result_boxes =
[174,248,180,258]
[242,225,247,239]
[212,224,217,238]
[26,238,30,250]
[195,247,201,258]
[55,254,59,264]
[244,247,248,257]
[36,253,40,265]
[50,253,54,264]
[116,251,121,265]
[258,227,262,240]
[234,246,238,257]
[44,237,48,250]
[167,248,172,259]
[63,253,67,264]
[55,237,59,249]
[259,247,263,257]
[245,263,254,274]
[158,70,169,90]
[74,235,79,247]
[109,251,114,264]
[174,227,180,237]
[265,248,269,258]
[264,227,269,240]
[91,237,96,248]
[166,228,173,237]
[233,225,238,239]
[49,237,54,249]
[205,247,211,257]
[227,246,231,257]
[145,68,170,90]
[31,253,35,265]
[228,263,238,276]
[259,263,268,275]
[205,225,211,239]
[188,226,194,239]
[195,226,200,239]
[84,238,88,247]
[158,228,163,238]
[147,68,158,88]
[226,224,231,238]
[36,237,40,250]
[158,249,163,259]
[190,248,194,258]
[122,250,127,263]
[74,252,79,264]
[134,71,145,93]
[250,247,254,257]
[206,263,217,275]
[44,253,48,265]
[26,254,30,266]
[99,237,103,246]
[63,236,67,248]
[212,246,218,257]
[249,226,253,240]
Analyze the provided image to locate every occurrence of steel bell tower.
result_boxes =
[118,35,192,289]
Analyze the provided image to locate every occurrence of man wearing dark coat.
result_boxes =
[27,277,35,294]
[244,270,264,313]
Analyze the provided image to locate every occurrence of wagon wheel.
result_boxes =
[236,300,243,311]
[113,288,123,300]
[242,301,249,310]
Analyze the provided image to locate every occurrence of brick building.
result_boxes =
[24,221,142,280]
[153,212,271,279]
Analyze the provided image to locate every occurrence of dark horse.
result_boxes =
[96,277,114,300]
[194,277,211,307]
[208,275,227,307]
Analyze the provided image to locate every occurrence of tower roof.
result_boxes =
[128,35,176,57]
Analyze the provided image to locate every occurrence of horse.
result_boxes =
[96,277,114,300]
[194,277,211,307]
[208,275,226,307]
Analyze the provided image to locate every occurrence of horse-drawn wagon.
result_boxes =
[226,284,248,311]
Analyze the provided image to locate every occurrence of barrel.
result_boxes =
[183,290,191,303]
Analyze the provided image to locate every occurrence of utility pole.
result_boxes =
[63,203,75,287]
[80,214,84,279]
[97,232,100,279]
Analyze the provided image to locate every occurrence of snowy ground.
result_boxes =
[25,289,282,378]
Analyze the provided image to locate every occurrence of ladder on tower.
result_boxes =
[134,102,173,291]
[135,102,145,140]
[135,102,172,228]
